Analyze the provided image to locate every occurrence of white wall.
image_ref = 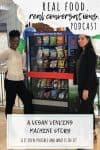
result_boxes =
[0,32,8,49]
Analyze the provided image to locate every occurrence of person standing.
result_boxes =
[0,30,33,115]
[77,35,98,140]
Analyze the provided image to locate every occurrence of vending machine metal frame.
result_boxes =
[26,31,77,113]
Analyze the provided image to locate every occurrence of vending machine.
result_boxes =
[26,31,78,113]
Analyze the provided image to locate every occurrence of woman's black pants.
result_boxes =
[4,79,33,115]
[78,87,97,130]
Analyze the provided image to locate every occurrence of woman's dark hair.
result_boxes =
[84,35,94,49]
[77,35,96,58]
[9,30,20,39]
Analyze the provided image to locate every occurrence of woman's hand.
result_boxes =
[82,90,89,100]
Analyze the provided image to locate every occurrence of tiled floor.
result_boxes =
[0,111,100,150]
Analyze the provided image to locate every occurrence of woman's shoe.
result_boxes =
[94,131,97,142]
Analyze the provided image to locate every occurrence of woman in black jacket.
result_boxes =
[77,35,98,141]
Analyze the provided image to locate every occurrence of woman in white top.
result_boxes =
[0,30,33,115]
